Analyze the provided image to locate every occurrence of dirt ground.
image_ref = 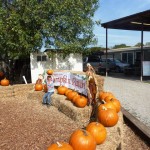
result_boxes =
[0,95,150,150]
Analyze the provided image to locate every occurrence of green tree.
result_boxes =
[112,44,130,49]
[0,0,99,67]
[135,42,144,47]
[83,46,105,56]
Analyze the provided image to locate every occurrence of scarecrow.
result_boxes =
[86,63,99,119]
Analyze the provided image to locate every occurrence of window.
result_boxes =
[128,53,133,64]
[136,52,141,61]
[42,56,47,61]
[37,55,47,62]
[37,56,41,61]
[122,52,134,64]
[122,53,127,63]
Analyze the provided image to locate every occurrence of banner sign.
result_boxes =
[53,72,87,95]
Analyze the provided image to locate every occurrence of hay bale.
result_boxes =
[27,90,45,101]
[0,86,14,98]
[13,84,34,97]
[51,94,93,128]
[96,112,123,150]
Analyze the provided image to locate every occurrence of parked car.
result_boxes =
[98,58,116,73]
[107,58,130,73]
[83,55,113,74]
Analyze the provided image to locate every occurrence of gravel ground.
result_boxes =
[103,76,150,128]
[0,94,150,150]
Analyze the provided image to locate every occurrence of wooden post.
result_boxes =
[140,23,144,82]
[106,27,108,77]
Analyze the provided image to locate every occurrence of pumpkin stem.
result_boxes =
[95,122,99,125]
[82,129,88,136]
[102,106,107,110]
[110,98,114,101]
[102,100,106,104]
[56,142,62,147]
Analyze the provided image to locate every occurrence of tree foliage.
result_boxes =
[112,44,130,49]
[134,42,144,47]
[0,0,99,61]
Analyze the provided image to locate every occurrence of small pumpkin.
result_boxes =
[47,69,53,75]
[98,106,119,127]
[1,78,9,86]
[74,96,87,108]
[35,83,43,91]
[86,122,107,145]
[57,86,68,95]
[48,142,73,150]
[69,129,96,150]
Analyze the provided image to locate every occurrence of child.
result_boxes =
[42,75,55,106]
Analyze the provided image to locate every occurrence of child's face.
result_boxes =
[47,77,52,81]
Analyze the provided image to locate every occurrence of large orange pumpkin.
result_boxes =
[35,84,43,91]
[67,91,78,101]
[98,102,117,112]
[74,96,87,108]
[65,89,72,96]
[48,142,73,150]
[99,91,113,101]
[109,98,121,113]
[57,86,68,95]
[86,122,107,145]
[1,78,9,86]
[69,129,96,150]
[104,95,116,102]
[72,94,80,103]
[98,106,119,127]
[47,69,53,75]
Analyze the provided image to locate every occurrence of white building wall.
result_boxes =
[30,52,83,83]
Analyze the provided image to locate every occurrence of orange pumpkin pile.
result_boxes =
[57,85,88,108]
[98,90,121,127]
[47,86,121,149]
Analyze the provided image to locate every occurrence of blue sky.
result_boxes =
[93,0,150,48]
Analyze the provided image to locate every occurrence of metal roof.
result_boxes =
[107,46,150,53]
[101,10,150,31]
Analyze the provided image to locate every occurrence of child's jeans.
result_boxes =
[42,92,54,105]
